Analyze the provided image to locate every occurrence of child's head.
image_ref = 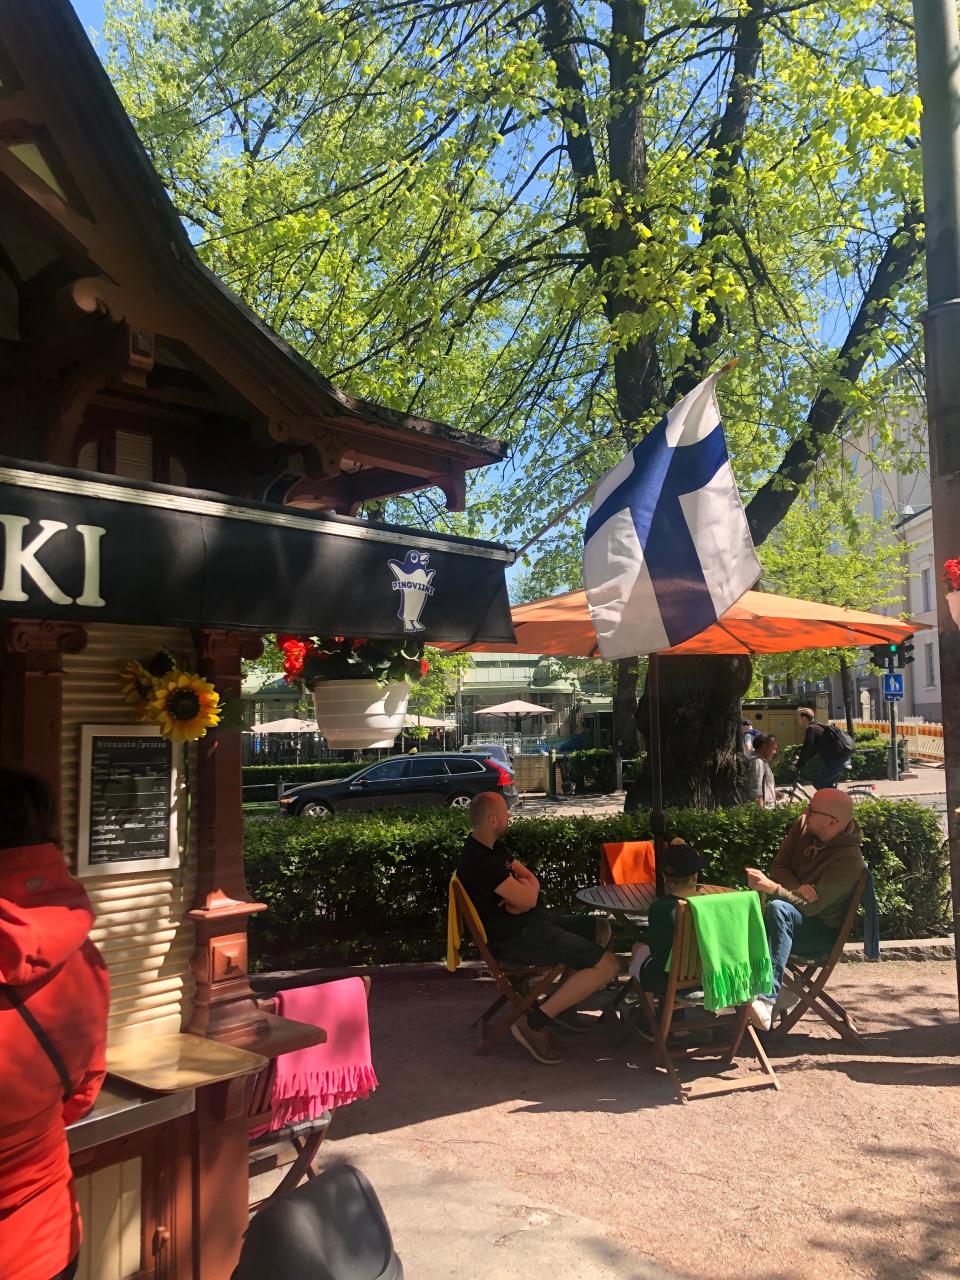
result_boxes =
[662,841,706,897]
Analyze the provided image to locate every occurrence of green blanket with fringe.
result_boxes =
[684,891,773,1012]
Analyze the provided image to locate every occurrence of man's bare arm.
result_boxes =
[509,860,540,892]
[495,872,538,913]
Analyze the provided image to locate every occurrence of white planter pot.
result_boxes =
[948,592,960,629]
[312,679,410,750]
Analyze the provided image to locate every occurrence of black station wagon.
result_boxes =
[278,752,518,818]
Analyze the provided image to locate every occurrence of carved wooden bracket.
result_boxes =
[194,629,264,669]
[0,618,87,671]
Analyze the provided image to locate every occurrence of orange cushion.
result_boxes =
[600,840,656,885]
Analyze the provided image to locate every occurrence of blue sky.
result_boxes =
[71,1,105,40]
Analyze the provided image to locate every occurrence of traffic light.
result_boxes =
[870,643,897,670]
[896,636,915,667]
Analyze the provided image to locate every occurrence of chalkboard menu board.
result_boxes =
[77,726,179,876]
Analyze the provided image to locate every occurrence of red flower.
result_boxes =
[420,659,429,676]
[944,559,960,592]
[277,635,313,683]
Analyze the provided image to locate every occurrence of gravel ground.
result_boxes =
[326,962,960,1280]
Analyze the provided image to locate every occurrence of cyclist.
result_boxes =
[793,707,853,789]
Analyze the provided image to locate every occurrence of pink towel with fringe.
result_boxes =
[266,977,378,1133]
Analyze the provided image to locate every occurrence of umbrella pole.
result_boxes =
[649,653,666,897]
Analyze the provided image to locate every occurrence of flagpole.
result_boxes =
[648,652,666,896]
[646,361,737,894]
[515,360,740,561]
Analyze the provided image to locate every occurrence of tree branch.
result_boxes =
[746,204,924,546]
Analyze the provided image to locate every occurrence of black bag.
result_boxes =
[821,723,854,760]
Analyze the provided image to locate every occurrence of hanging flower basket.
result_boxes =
[278,635,428,750]
[944,560,960,627]
[312,679,411,749]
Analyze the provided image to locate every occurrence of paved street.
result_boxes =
[517,763,947,818]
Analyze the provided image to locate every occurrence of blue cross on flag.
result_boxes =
[582,372,762,659]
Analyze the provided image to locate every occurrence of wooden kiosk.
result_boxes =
[0,5,514,1276]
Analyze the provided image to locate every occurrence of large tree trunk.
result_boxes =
[612,658,640,755]
[625,655,752,810]
[838,653,856,736]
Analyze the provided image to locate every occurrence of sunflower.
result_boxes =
[148,671,221,742]
[118,659,155,719]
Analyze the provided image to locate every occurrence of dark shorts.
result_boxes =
[493,909,606,970]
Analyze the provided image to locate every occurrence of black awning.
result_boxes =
[0,458,516,643]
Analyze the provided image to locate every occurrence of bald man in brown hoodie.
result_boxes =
[744,788,865,1030]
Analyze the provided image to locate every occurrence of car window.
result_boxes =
[446,758,485,775]
[406,758,450,778]
[360,759,408,782]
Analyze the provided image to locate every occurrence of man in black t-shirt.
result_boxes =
[456,792,620,1065]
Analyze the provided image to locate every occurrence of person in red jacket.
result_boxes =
[0,768,111,1280]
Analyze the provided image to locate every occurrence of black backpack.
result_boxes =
[821,723,854,760]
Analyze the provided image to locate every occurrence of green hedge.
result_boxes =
[244,800,948,969]
[566,749,645,794]
[772,733,904,783]
[243,761,362,800]
[568,735,899,792]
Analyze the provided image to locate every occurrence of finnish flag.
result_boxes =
[582,373,761,660]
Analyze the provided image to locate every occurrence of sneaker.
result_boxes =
[552,1009,594,1034]
[511,1015,564,1064]
[774,988,799,1014]
[748,997,774,1032]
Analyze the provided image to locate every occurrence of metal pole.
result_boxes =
[913,0,960,1011]
[889,697,900,782]
[649,652,666,896]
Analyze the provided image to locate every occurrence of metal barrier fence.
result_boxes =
[848,718,944,763]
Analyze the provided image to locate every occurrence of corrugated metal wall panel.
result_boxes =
[74,1158,142,1280]
[61,625,198,1044]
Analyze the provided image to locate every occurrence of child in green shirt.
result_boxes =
[629,840,707,996]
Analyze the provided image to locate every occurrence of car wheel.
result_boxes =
[300,801,333,819]
[447,793,472,809]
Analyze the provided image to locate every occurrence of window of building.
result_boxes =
[925,643,936,688]
[921,567,932,614]
[872,488,883,520]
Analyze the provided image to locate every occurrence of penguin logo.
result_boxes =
[387,550,436,633]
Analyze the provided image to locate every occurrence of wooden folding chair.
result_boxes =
[600,840,657,886]
[450,877,567,1054]
[634,890,780,1104]
[774,869,869,1048]
[248,976,371,1205]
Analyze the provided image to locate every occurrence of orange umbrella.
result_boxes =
[446,587,925,658]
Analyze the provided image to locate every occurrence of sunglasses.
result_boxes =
[806,805,838,821]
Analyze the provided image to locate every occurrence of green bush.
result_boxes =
[772,734,903,783]
[244,800,948,969]
[566,749,645,794]
[243,761,363,800]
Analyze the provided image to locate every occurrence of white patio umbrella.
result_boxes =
[246,717,320,734]
[478,699,557,734]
